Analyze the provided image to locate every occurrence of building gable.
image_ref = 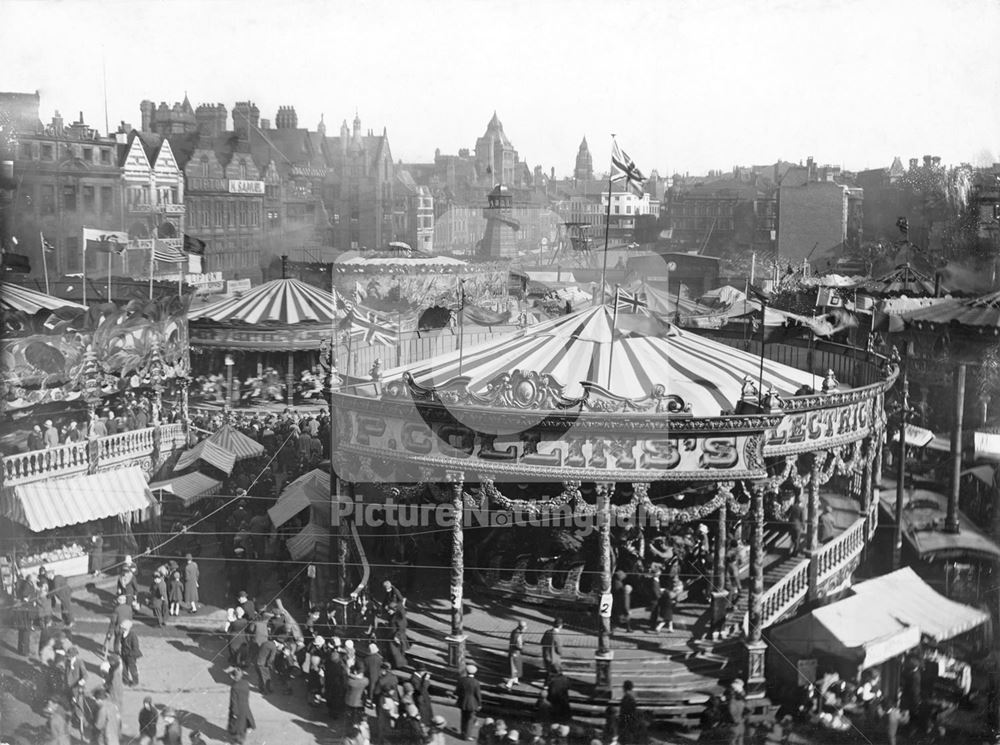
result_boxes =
[153,138,181,181]
[122,135,152,180]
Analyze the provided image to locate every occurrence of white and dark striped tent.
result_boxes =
[385,305,818,415]
[188,277,339,325]
[1,282,86,314]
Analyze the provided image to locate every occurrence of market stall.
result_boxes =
[268,468,331,529]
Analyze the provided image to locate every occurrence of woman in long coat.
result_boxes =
[228,668,256,744]
[104,653,125,711]
[184,555,200,613]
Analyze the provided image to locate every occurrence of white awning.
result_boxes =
[149,472,222,507]
[267,469,331,528]
[287,522,330,561]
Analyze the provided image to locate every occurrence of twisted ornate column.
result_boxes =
[746,481,767,698]
[595,482,615,694]
[712,499,727,593]
[445,470,466,670]
[806,452,825,601]
[861,437,875,540]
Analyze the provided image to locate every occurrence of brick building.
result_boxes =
[777,158,862,266]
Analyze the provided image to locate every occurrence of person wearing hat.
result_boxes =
[724,679,747,744]
[161,707,182,745]
[818,501,837,543]
[325,643,349,719]
[149,573,168,628]
[784,488,805,557]
[505,729,521,745]
[43,698,72,745]
[184,554,200,614]
[104,652,125,711]
[227,668,256,744]
[116,569,139,611]
[345,665,369,725]
[412,662,435,723]
[618,680,641,745]
[547,664,572,723]
[364,642,384,700]
[493,718,508,744]
[426,715,447,745]
[27,423,44,451]
[138,696,158,744]
[43,419,59,449]
[119,620,141,686]
[373,661,402,745]
[91,687,121,745]
[477,717,496,745]
[255,629,278,695]
[541,618,564,677]
[455,662,482,741]
[504,620,526,689]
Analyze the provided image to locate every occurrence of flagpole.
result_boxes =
[81,228,87,306]
[107,252,112,301]
[40,232,50,295]
[149,239,155,300]
[599,134,615,305]
[607,286,620,389]
[757,295,767,400]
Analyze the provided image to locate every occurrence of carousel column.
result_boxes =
[595,483,614,695]
[710,499,729,639]
[860,437,876,542]
[83,344,101,474]
[745,481,767,698]
[286,351,295,407]
[805,452,824,602]
[445,470,467,671]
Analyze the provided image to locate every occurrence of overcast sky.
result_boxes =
[4,0,998,177]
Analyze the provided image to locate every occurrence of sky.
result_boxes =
[3,0,999,177]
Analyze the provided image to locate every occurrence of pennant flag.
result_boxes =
[610,140,645,196]
[183,234,206,256]
[152,238,187,264]
[614,287,648,313]
[83,228,129,254]
[40,233,55,253]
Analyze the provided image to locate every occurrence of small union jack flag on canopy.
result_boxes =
[347,309,398,346]
[614,287,647,313]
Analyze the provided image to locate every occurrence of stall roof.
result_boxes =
[149,472,222,508]
[267,469,331,528]
[879,480,1000,562]
[203,424,265,462]
[851,567,989,642]
[286,522,330,561]
[769,594,921,670]
[174,439,237,475]
[3,466,154,531]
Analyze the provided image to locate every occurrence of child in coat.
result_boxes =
[168,571,184,617]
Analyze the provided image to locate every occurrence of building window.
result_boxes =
[238,200,247,226]
[65,237,80,273]
[100,186,113,214]
[239,160,247,179]
[170,186,178,204]
[100,148,111,164]
[82,185,95,211]
[20,142,32,159]
[215,201,223,227]
[41,184,55,214]
[82,147,93,163]
[41,144,53,160]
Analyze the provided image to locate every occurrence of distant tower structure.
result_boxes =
[574,136,594,181]
[317,113,326,136]
[479,184,519,258]
[232,101,260,139]
[475,112,518,186]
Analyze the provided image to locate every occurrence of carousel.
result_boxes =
[329,303,896,698]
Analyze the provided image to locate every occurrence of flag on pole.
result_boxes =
[346,309,398,346]
[610,140,646,196]
[152,238,187,264]
[40,233,55,252]
[183,234,206,256]
[614,287,648,313]
[82,228,128,254]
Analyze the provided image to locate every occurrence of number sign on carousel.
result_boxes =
[332,371,782,483]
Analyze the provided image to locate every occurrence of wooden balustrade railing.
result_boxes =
[1,423,185,487]
[815,517,867,584]
[758,557,810,630]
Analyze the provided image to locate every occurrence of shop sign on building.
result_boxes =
[189,177,228,193]
[227,279,252,294]
[228,180,265,195]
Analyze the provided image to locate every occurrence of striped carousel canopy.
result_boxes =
[188,278,339,325]
[386,304,819,415]
[0,282,86,313]
[900,289,1000,329]
[867,264,942,298]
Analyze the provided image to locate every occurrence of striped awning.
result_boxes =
[268,469,331,528]
[385,305,817,415]
[174,439,237,475]
[188,277,339,325]
[4,466,154,531]
[900,289,1000,329]
[149,472,222,507]
[1,282,87,313]
[867,264,942,298]
[287,522,330,561]
[205,424,265,461]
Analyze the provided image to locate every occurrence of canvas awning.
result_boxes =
[3,466,155,531]
[851,567,989,642]
[174,439,237,475]
[149,472,222,508]
[961,464,996,486]
[267,469,331,528]
[286,522,330,561]
[202,424,265,461]
[769,593,921,670]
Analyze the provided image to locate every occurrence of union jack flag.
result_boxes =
[610,140,645,196]
[614,287,647,313]
[40,232,55,253]
[348,309,398,346]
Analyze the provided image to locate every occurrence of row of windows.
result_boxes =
[671,202,736,218]
[22,141,113,165]
[187,199,262,228]
[126,186,179,208]
[20,183,116,215]
[670,218,737,232]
